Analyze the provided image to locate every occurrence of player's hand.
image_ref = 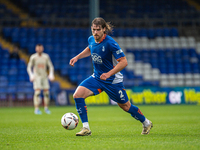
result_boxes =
[30,74,35,82]
[100,73,111,81]
[69,57,78,67]
[48,73,55,81]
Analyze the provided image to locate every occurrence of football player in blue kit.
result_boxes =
[69,17,153,136]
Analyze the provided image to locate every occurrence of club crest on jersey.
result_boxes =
[91,53,103,64]
[102,46,105,52]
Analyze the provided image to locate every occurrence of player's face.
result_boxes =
[35,46,44,54]
[91,24,105,42]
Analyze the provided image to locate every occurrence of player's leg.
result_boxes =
[118,101,146,123]
[33,89,42,114]
[73,76,102,136]
[118,101,153,134]
[33,78,42,114]
[43,78,51,114]
[73,86,93,136]
[73,86,93,127]
[43,89,51,114]
[104,84,147,122]
[103,82,153,134]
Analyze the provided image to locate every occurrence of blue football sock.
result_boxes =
[127,104,145,123]
[74,98,88,123]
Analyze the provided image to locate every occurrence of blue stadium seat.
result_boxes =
[0,87,8,101]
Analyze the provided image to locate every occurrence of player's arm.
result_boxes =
[100,57,128,81]
[69,46,91,67]
[27,56,34,82]
[47,55,55,81]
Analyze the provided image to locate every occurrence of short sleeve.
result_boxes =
[88,36,93,50]
[109,40,125,60]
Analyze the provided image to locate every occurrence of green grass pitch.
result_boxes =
[0,105,200,150]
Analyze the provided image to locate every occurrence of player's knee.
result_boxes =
[73,93,81,99]
[34,90,41,106]
[43,90,49,97]
[34,90,41,97]
[118,102,131,112]
[121,106,130,112]
[43,90,50,105]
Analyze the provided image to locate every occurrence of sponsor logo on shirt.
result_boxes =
[91,53,103,64]
[116,49,123,55]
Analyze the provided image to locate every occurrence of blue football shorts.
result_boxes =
[79,76,129,104]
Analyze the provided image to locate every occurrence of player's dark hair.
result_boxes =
[36,44,43,47]
[92,17,113,35]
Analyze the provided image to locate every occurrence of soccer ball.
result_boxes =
[61,113,79,130]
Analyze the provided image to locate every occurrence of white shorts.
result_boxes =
[33,77,50,90]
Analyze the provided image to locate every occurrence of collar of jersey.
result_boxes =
[96,34,106,43]
[37,53,43,56]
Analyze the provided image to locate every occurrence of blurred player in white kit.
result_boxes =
[27,44,55,114]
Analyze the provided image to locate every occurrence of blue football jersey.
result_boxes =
[88,34,125,84]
